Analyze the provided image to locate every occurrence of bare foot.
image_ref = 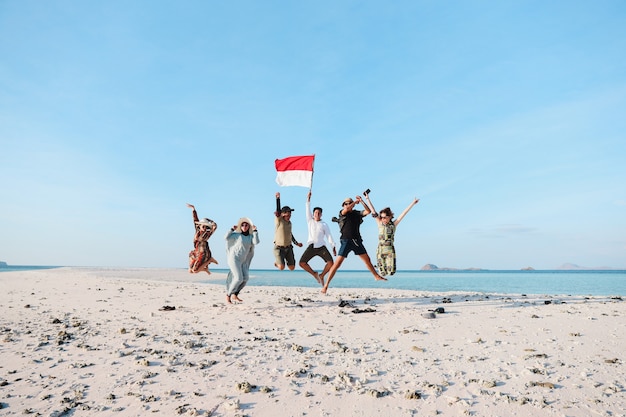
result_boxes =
[232,295,243,302]
[375,275,387,281]
[188,268,194,274]
[205,269,211,275]
[321,286,328,294]
[209,258,218,265]
[313,272,322,285]
[226,295,232,304]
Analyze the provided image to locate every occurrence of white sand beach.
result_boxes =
[1,267,624,416]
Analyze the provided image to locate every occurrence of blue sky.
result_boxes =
[1,1,625,270]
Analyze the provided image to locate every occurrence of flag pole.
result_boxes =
[309,154,315,192]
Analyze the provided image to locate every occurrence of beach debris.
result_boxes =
[159,305,176,311]
[441,297,453,303]
[137,358,150,366]
[404,390,422,399]
[352,307,376,314]
[236,381,254,393]
[604,358,620,364]
[428,307,445,314]
[524,353,548,360]
[467,378,491,387]
[184,340,203,349]
[57,330,73,345]
[527,381,556,389]
[175,403,191,414]
[331,340,349,353]
[338,300,356,308]
[69,362,94,369]
[366,388,390,398]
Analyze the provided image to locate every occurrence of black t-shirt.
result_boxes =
[338,210,363,240]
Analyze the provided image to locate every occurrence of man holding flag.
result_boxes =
[272,155,315,271]
[273,192,303,271]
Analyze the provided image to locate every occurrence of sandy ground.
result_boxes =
[1,267,624,417]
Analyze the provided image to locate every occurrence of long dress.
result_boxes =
[376,221,396,276]
[225,229,260,296]
[188,214,216,272]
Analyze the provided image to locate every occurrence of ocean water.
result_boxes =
[0,265,62,272]
[2,265,624,297]
[207,269,626,296]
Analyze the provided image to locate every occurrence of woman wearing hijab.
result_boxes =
[225,217,259,304]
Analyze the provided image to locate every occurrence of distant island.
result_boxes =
[421,263,618,271]
[0,261,7,268]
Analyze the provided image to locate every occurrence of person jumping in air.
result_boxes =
[299,190,337,285]
[321,194,386,294]
[225,217,259,304]
[273,192,303,270]
[363,191,419,276]
[186,203,218,274]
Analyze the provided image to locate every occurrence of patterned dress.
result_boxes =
[188,211,216,272]
[376,221,396,276]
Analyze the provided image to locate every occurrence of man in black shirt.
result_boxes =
[321,195,386,294]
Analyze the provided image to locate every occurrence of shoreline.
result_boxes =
[1,267,624,416]
[4,266,622,298]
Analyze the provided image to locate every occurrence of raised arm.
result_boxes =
[363,194,380,223]
[275,192,281,217]
[357,195,371,217]
[187,203,199,223]
[394,197,420,227]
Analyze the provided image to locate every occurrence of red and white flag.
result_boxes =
[274,155,315,187]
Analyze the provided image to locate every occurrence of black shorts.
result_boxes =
[299,244,333,264]
[337,239,367,257]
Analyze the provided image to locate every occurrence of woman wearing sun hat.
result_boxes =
[225,217,260,304]
[186,203,218,274]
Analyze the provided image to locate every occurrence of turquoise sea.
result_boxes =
[209,268,625,297]
[2,266,624,297]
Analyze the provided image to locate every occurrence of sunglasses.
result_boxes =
[343,201,353,206]
[380,216,389,219]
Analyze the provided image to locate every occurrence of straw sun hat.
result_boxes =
[195,218,214,226]
[235,217,254,232]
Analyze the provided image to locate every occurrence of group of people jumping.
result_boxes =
[187,190,419,304]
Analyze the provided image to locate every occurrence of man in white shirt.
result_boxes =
[299,191,337,284]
